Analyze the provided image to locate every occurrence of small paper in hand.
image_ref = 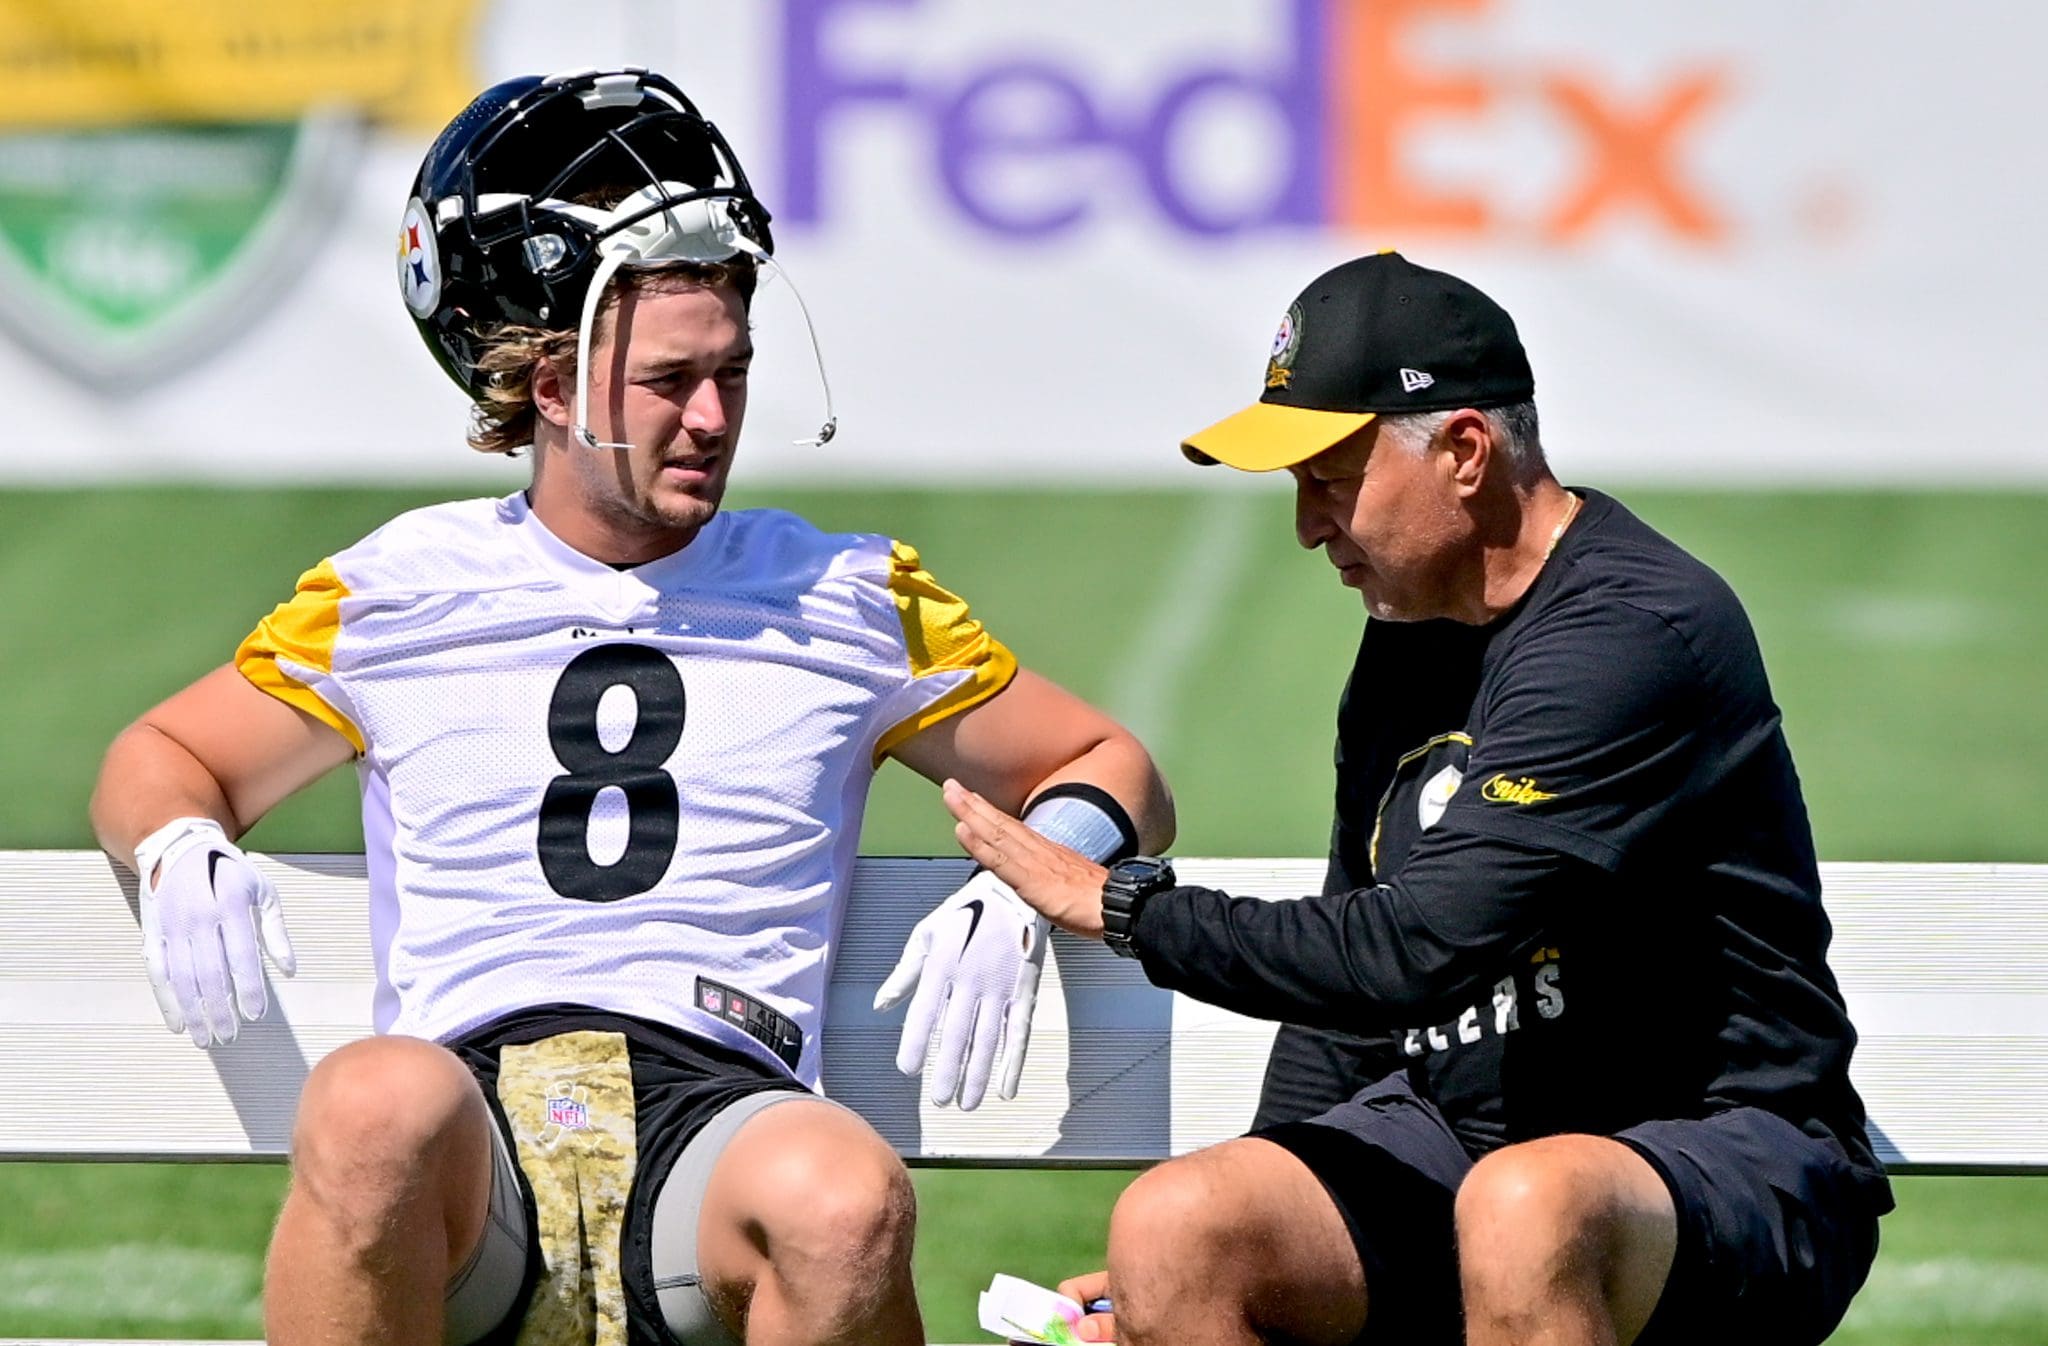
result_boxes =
[977,1272,1087,1344]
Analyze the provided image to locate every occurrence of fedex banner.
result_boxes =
[0,0,2040,485]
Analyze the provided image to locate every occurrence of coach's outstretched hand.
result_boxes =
[942,780,1109,939]
[134,816,297,1049]
[875,868,1049,1109]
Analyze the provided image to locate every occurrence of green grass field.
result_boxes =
[2,484,2044,1340]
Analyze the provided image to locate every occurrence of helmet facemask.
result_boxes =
[404,69,836,449]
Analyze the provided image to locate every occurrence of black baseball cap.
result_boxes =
[1182,251,1535,471]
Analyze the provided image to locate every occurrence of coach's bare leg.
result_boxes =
[266,1037,498,1346]
[1455,1135,1678,1346]
[695,1098,922,1346]
[1103,1138,1368,1346]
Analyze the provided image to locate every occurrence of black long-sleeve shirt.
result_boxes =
[1140,490,1889,1203]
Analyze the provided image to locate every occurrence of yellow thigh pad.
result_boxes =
[497,1030,639,1346]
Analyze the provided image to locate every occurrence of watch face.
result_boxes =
[1111,856,1174,890]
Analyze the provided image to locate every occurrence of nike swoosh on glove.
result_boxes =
[134,817,297,1048]
[873,869,1050,1110]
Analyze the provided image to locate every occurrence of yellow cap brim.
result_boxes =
[1180,403,1378,471]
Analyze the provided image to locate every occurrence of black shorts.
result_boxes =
[447,1004,810,1346]
[1254,1072,1884,1346]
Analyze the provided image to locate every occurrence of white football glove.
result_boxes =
[874,869,1049,1110]
[134,817,297,1048]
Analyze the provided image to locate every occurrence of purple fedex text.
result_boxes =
[778,0,1329,236]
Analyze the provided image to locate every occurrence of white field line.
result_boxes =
[1822,591,1995,648]
[0,1244,260,1327]
[1107,490,1265,757]
[1838,1255,2048,1330]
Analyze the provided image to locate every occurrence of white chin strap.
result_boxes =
[571,245,634,451]
[569,185,837,451]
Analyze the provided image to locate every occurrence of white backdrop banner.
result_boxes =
[0,0,2039,485]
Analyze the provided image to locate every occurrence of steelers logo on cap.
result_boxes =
[398,197,441,318]
[1266,301,1303,390]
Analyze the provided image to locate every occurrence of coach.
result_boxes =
[945,252,1893,1346]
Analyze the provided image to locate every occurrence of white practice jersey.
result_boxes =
[236,492,1015,1086]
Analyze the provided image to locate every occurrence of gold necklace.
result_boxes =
[1543,491,1582,561]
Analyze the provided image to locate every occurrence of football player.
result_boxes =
[90,68,1172,1346]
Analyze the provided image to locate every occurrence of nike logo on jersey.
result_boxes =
[1480,774,1557,805]
[960,898,986,951]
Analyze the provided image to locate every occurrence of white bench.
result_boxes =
[6,852,2047,1168]
[3,853,2045,1342]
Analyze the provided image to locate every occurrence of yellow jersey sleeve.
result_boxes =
[234,558,366,754]
[873,540,1018,762]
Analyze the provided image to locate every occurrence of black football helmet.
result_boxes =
[398,68,774,399]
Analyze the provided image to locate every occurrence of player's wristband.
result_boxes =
[1021,783,1140,863]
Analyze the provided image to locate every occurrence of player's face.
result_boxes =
[1291,422,1472,621]
[566,281,751,552]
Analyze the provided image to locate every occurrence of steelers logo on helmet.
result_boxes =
[1266,301,1304,390]
[397,197,441,319]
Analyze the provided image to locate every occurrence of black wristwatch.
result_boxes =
[1100,856,1177,959]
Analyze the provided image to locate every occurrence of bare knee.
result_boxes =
[765,1139,915,1271]
[1104,1157,1238,1342]
[1108,1156,1244,1289]
[290,1036,492,1235]
[712,1102,917,1288]
[692,1102,921,1344]
[1455,1136,1675,1340]
[1106,1139,1365,1346]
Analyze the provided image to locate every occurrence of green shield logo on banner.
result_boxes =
[0,1,481,389]
[0,117,359,387]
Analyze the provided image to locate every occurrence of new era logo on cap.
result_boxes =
[1400,368,1435,392]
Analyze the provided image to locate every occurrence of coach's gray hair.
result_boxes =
[1375,401,1546,484]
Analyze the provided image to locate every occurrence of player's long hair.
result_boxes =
[466,257,758,456]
